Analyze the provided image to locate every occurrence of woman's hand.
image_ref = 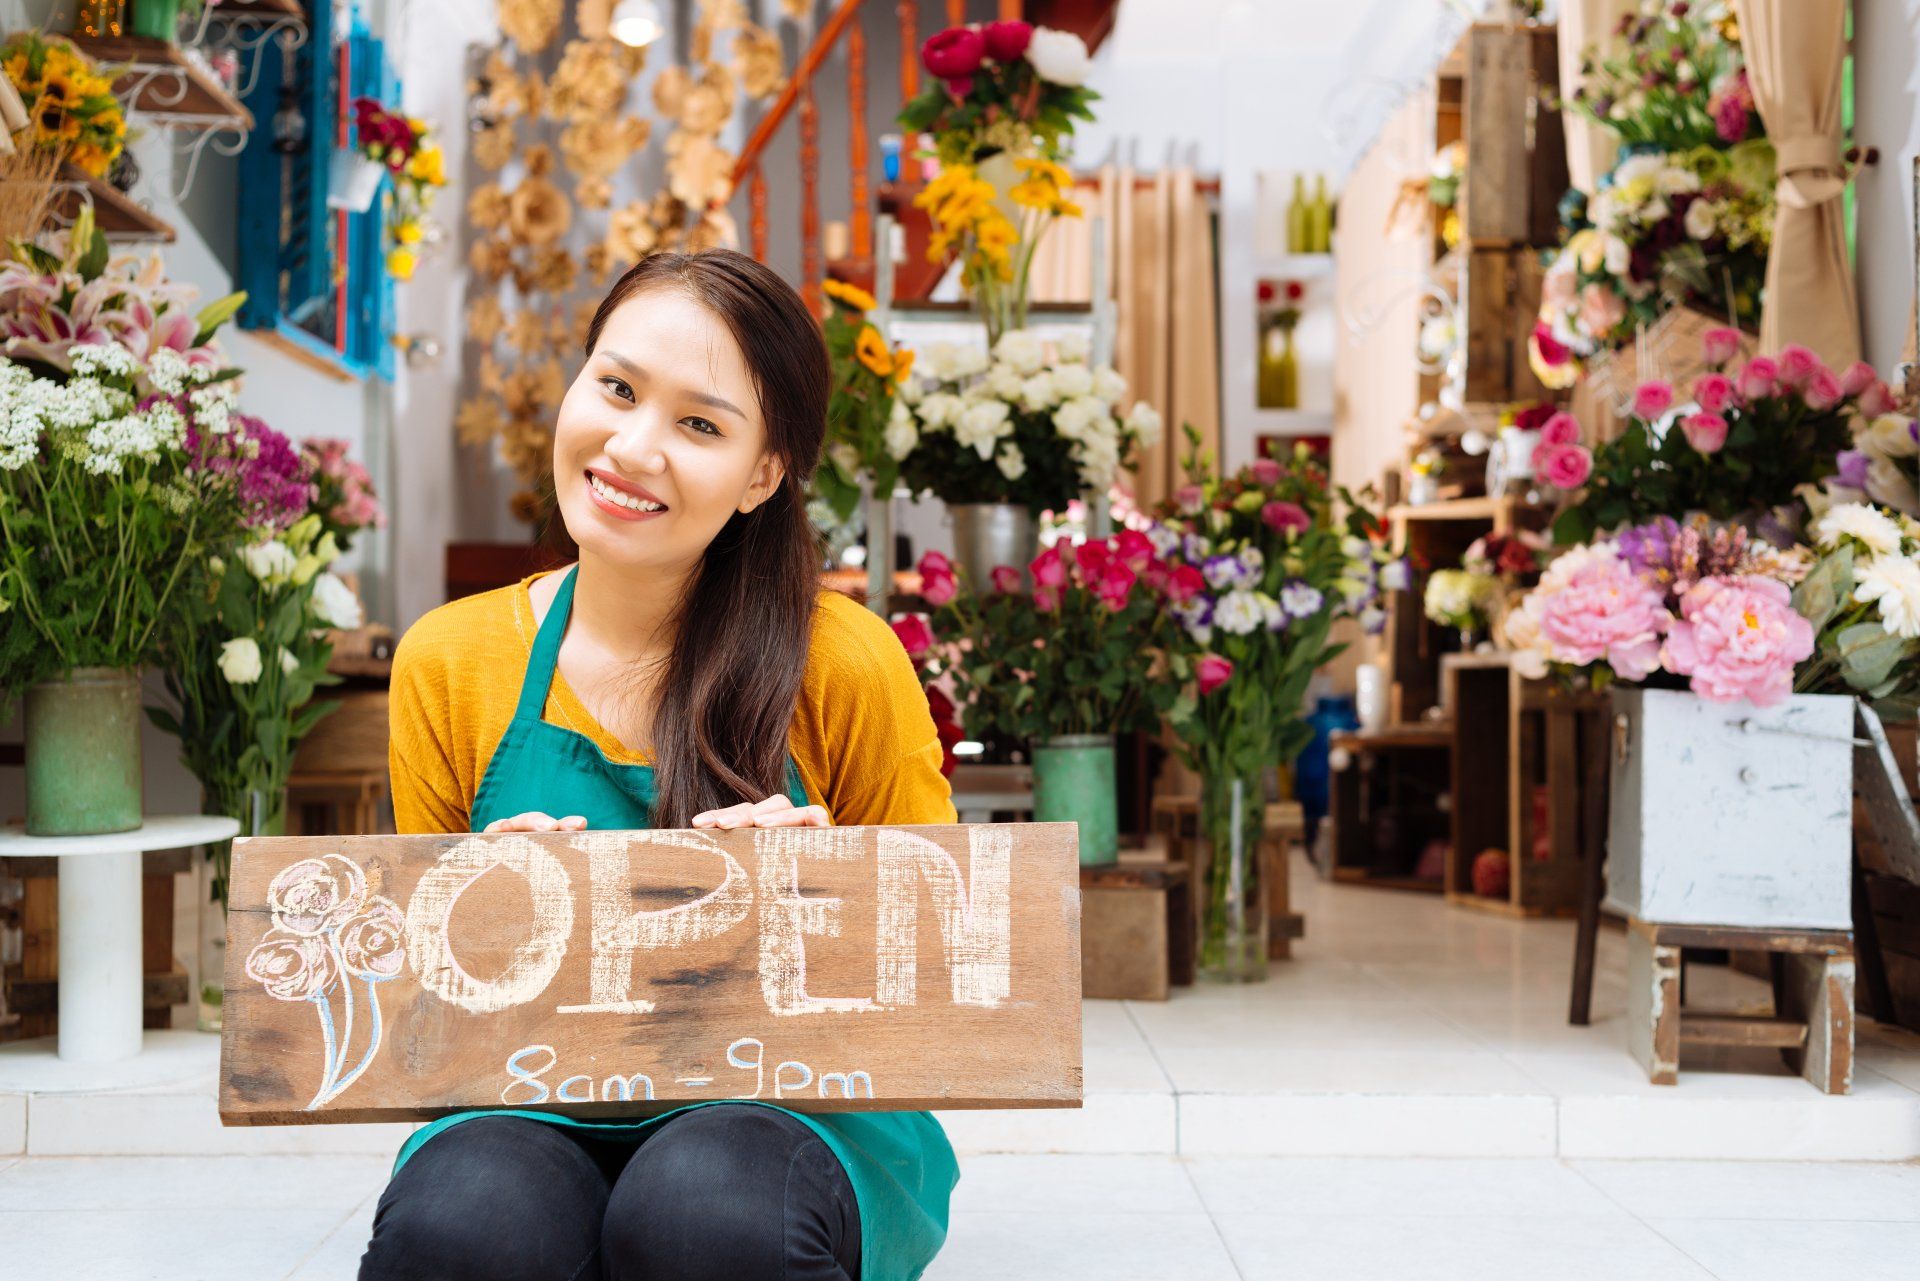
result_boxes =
[691,794,829,830]
[483,812,588,833]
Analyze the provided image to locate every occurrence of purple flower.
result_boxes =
[1833,449,1872,492]
[1614,516,1681,578]
[187,408,317,530]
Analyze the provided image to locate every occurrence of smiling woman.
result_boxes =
[369,250,960,1281]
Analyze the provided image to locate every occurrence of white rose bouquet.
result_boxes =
[897,328,1161,515]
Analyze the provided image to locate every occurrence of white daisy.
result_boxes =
[1854,556,1920,640]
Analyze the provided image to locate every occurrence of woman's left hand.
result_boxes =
[690,793,830,829]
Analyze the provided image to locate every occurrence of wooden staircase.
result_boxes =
[722,0,1119,312]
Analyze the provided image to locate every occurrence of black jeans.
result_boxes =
[359,1105,862,1281]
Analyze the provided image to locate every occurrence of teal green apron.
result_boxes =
[392,565,958,1280]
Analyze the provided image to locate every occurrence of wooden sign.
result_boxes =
[219,823,1082,1125]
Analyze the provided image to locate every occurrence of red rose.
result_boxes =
[1165,563,1205,603]
[989,565,1021,594]
[922,27,986,79]
[944,76,974,99]
[1074,539,1113,586]
[1285,281,1305,302]
[980,19,1032,61]
[1113,528,1154,570]
[916,550,957,605]
[891,614,934,659]
[1257,281,1275,303]
[1512,402,1555,434]
[1530,322,1571,367]
[1029,545,1067,590]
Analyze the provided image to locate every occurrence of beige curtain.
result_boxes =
[1030,165,1221,508]
[1741,0,1861,366]
[0,78,25,156]
[1557,0,1637,193]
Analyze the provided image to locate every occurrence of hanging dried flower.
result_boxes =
[503,369,547,418]
[471,123,515,170]
[571,298,601,349]
[530,247,578,294]
[777,0,810,18]
[574,178,612,210]
[652,64,691,117]
[466,294,506,345]
[468,236,514,281]
[582,243,614,285]
[666,132,735,206]
[703,0,749,32]
[455,394,505,445]
[733,25,785,100]
[606,200,662,261]
[497,0,562,54]
[523,143,556,179]
[685,205,738,253]
[677,80,730,136]
[500,417,551,478]
[466,182,509,232]
[506,175,572,246]
[549,39,629,123]
[548,311,575,349]
[560,116,650,179]
[533,357,568,408]
[478,351,507,395]
[508,309,548,353]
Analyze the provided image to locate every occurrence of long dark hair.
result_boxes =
[582,250,827,827]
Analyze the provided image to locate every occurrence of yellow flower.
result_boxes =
[394,219,424,245]
[823,279,877,312]
[891,348,915,385]
[408,145,446,186]
[974,213,1017,257]
[854,325,894,378]
[69,142,111,175]
[386,247,417,280]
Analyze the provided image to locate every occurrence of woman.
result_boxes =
[361,250,958,1281]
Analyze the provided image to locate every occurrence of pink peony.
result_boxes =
[1535,442,1593,489]
[1775,344,1822,390]
[1631,380,1675,420]
[917,550,957,605]
[1701,326,1743,366]
[989,564,1021,594]
[1736,356,1778,401]
[1521,544,1669,681]
[1840,361,1879,397]
[1690,373,1735,415]
[980,19,1032,61]
[1113,528,1155,570]
[1196,653,1234,696]
[1539,411,1582,447]
[267,856,367,937]
[1165,563,1205,603]
[1680,412,1729,454]
[1173,484,1205,515]
[1578,283,1628,339]
[1803,368,1845,411]
[1248,457,1284,487]
[1663,575,1815,707]
[891,614,934,658]
[1261,500,1310,535]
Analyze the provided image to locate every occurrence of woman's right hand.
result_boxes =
[483,812,588,833]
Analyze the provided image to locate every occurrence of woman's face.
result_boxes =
[553,286,786,578]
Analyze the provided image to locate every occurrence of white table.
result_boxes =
[0,816,238,1081]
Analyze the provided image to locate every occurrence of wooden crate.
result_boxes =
[1463,247,1552,404]
[1384,497,1529,724]
[1462,23,1568,247]
[290,687,389,776]
[1327,727,1453,892]
[1081,859,1192,1000]
[1584,306,1757,433]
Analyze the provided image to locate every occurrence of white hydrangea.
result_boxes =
[996,443,1027,481]
[953,400,1012,459]
[310,572,365,630]
[0,362,46,470]
[992,329,1047,377]
[883,398,918,460]
[1125,400,1163,448]
[983,362,1026,401]
[145,347,191,395]
[1092,366,1127,405]
[1019,372,1060,412]
[189,382,236,436]
[914,392,965,431]
[67,343,138,380]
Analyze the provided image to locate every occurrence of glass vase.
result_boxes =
[1198,768,1269,982]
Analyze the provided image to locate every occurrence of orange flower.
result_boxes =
[854,325,894,378]
[891,347,915,385]
[823,278,877,312]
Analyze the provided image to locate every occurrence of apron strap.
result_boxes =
[514,564,579,722]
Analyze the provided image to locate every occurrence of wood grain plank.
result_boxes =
[220,824,1082,1124]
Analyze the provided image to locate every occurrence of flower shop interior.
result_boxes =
[4,0,1920,1278]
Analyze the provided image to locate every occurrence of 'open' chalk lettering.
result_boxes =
[407,835,574,1014]
[875,826,1011,1008]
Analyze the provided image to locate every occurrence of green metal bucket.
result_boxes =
[1031,733,1118,866]
[24,666,144,836]
[127,0,180,41]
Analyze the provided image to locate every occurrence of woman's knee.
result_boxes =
[360,1116,609,1281]
[601,1106,859,1281]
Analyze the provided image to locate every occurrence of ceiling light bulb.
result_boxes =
[610,0,663,48]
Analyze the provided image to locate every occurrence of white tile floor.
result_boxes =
[4,849,1919,1278]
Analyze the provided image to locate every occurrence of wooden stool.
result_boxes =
[1626,918,1854,1093]
[1080,859,1193,1000]
[287,769,389,837]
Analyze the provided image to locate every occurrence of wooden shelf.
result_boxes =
[48,165,174,242]
[69,35,254,129]
[1388,496,1517,525]
[1332,725,1454,751]
[216,0,307,17]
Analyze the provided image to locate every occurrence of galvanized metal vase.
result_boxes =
[23,666,143,836]
[1031,734,1118,866]
[947,503,1036,592]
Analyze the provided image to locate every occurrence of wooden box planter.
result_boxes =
[1463,22,1568,247]
[1606,689,1855,930]
[1583,307,1758,437]
[1462,247,1552,404]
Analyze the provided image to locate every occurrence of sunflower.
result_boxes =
[823,279,876,313]
[854,325,894,378]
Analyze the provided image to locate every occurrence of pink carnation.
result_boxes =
[1030,545,1067,591]
[1535,442,1593,489]
[1775,344,1822,390]
[1680,412,1728,454]
[1663,575,1815,707]
[1701,326,1742,366]
[1113,528,1155,569]
[1520,545,1669,680]
[1690,373,1735,415]
[1632,380,1675,420]
[1539,411,1582,447]
[890,614,934,659]
[1261,500,1310,534]
[1248,457,1284,487]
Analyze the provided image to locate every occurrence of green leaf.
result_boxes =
[1791,546,1854,633]
[1837,621,1906,690]
[192,292,247,347]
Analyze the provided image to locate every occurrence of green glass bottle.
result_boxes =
[1286,175,1308,255]
[1308,174,1332,253]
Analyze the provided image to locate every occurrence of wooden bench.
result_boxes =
[1627,918,1854,1094]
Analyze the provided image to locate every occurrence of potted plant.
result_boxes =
[901,533,1181,867]
[898,327,1161,585]
[1150,434,1400,980]
[0,209,244,834]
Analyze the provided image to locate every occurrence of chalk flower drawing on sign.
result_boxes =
[244,854,405,1109]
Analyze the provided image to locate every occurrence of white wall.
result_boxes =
[1854,0,1920,375]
